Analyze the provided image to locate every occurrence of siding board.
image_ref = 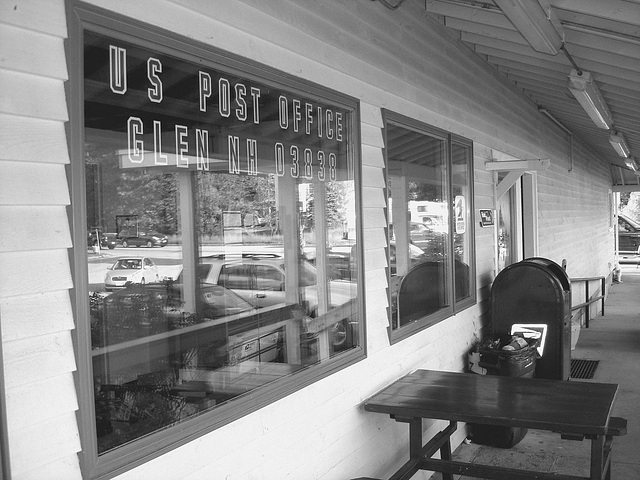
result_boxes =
[362,207,387,230]
[0,250,73,297]
[6,373,78,432]
[9,412,81,478]
[1,291,75,341]
[0,162,70,205]
[12,454,82,480]
[362,186,387,208]
[361,165,385,189]
[361,123,385,149]
[0,115,69,164]
[362,227,388,251]
[0,1,78,478]
[0,0,67,37]
[0,71,68,121]
[362,144,384,168]
[364,247,388,271]
[360,102,383,128]
[3,332,77,389]
[0,24,68,80]
[0,206,72,251]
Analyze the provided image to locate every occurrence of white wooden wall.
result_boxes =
[0,0,83,479]
[0,0,614,479]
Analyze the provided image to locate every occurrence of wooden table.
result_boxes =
[363,369,626,480]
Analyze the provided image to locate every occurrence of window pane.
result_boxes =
[386,122,451,328]
[84,31,359,454]
[452,141,473,303]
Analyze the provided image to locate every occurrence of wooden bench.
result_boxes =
[561,415,627,441]
[359,369,627,480]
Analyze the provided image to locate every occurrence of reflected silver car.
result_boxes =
[104,257,160,291]
[199,253,357,350]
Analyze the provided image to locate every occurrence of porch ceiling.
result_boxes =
[388,0,640,189]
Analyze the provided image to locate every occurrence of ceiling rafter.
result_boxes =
[424,0,640,188]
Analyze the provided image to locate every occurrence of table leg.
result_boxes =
[408,417,423,459]
[388,417,423,480]
[408,418,453,480]
[590,435,605,480]
[439,429,453,480]
[390,417,457,480]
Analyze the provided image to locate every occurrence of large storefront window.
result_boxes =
[70,9,361,473]
[384,112,475,339]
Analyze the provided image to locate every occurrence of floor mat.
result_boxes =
[570,359,600,379]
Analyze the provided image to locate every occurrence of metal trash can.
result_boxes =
[478,335,538,377]
[491,257,571,380]
[471,335,538,448]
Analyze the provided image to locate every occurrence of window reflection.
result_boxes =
[452,141,473,303]
[385,118,474,330]
[84,31,359,454]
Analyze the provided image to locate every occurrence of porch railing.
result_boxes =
[569,276,606,328]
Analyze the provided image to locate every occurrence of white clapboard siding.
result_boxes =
[0,0,67,37]
[0,206,72,251]
[0,162,70,205]
[362,222,388,251]
[0,114,70,164]
[473,147,498,284]
[537,146,612,278]
[6,373,78,432]
[0,23,68,80]
[1,290,75,342]
[0,250,73,297]
[361,164,385,190]
[3,331,77,389]
[362,144,385,169]
[361,102,383,129]
[361,186,386,209]
[220,0,556,158]
[1,2,79,479]
[362,206,387,229]
[0,71,68,121]
[361,123,385,151]
[9,412,81,479]
[13,454,82,480]
[365,268,390,293]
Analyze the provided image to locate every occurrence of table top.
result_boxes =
[364,369,619,435]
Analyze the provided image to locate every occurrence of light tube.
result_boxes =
[610,131,631,158]
[494,0,563,55]
[568,70,614,129]
[624,157,638,172]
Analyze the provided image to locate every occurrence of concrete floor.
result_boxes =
[432,264,640,480]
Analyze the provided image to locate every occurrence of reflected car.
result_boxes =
[199,253,355,311]
[105,280,255,320]
[88,231,117,250]
[618,213,640,262]
[418,215,448,234]
[199,253,357,350]
[170,270,257,319]
[104,257,160,291]
[390,222,443,250]
[118,229,168,248]
[408,222,435,249]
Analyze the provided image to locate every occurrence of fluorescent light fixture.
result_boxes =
[610,131,631,158]
[625,157,638,172]
[567,70,613,129]
[494,0,563,55]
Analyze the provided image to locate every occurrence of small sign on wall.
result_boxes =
[479,209,494,227]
